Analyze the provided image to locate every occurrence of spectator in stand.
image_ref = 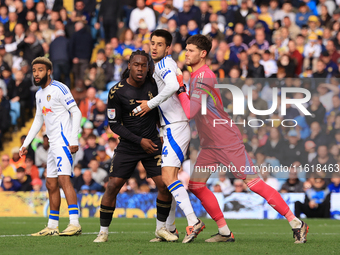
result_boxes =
[97,0,124,43]
[35,1,48,22]
[282,130,305,167]
[83,63,106,91]
[24,156,40,180]
[73,169,102,193]
[49,29,70,87]
[79,87,99,119]
[178,0,200,26]
[112,54,127,82]
[275,0,295,23]
[129,0,156,33]
[10,147,25,170]
[95,145,111,172]
[92,100,108,136]
[306,96,326,126]
[328,172,340,193]
[69,21,93,81]
[17,32,45,64]
[0,87,11,150]
[71,79,87,105]
[296,2,312,28]
[88,158,108,186]
[1,154,16,179]
[16,167,33,191]
[95,49,114,84]
[295,174,331,218]
[82,134,98,168]
[280,168,304,193]
[106,137,119,158]
[0,176,21,191]
[8,70,31,127]
[35,135,49,168]
[234,0,253,26]
[263,127,286,164]
[247,52,265,78]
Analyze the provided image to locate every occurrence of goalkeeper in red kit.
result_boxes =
[176,34,309,244]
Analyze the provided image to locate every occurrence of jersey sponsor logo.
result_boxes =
[42,106,53,116]
[107,108,116,119]
[47,94,51,102]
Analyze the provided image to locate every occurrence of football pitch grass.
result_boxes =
[0,217,339,255]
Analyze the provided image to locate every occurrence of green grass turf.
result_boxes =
[0,217,339,255]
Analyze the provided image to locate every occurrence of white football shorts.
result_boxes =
[46,145,75,178]
[161,122,190,168]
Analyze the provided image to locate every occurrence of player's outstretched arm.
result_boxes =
[20,114,44,157]
[69,105,82,153]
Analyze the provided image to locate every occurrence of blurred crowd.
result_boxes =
[1,0,340,217]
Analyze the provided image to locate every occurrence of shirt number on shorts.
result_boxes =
[154,155,162,166]
[57,157,62,172]
[162,146,168,156]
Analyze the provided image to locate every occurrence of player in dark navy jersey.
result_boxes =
[93,50,178,243]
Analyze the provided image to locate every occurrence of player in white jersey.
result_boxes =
[133,30,205,243]
[19,57,82,236]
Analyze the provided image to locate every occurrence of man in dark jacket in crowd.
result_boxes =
[97,0,123,43]
[17,32,44,64]
[69,21,93,81]
[49,29,70,87]
[0,87,11,150]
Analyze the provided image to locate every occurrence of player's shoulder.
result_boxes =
[156,55,176,71]
[109,79,126,97]
[50,80,70,96]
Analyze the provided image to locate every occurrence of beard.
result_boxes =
[34,73,48,86]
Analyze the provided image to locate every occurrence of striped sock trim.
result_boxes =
[68,204,79,215]
[168,180,184,192]
[49,210,59,220]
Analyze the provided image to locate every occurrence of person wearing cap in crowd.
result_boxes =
[296,2,313,28]
[0,176,21,191]
[303,33,322,72]
[81,120,94,139]
[31,178,43,191]
[49,29,70,87]
[80,184,90,194]
[95,145,111,173]
[16,166,33,191]
[95,48,114,84]
[308,15,323,36]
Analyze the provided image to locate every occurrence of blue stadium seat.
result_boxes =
[106,81,119,91]
[99,91,109,103]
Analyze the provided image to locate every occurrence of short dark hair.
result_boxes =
[88,134,97,140]
[186,35,212,55]
[151,29,173,47]
[17,167,25,173]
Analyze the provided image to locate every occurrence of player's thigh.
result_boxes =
[140,148,162,179]
[223,145,258,180]
[191,149,217,182]
[109,151,140,179]
[46,146,74,178]
[162,122,190,168]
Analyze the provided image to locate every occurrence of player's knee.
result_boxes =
[46,179,58,192]
[106,179,120,196]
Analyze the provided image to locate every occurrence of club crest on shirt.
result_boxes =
[107,108,116,119]
[148,91,153,99]
[47,95,51,102]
